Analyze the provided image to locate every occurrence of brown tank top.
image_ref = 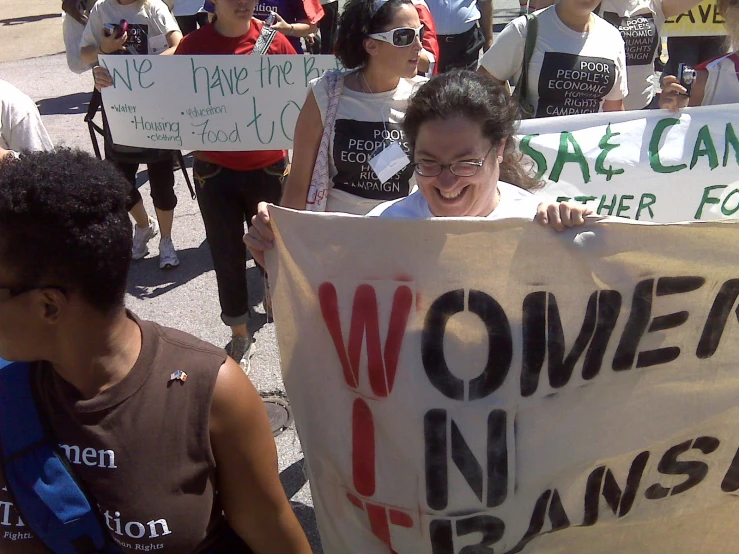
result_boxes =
[0,314,230,553]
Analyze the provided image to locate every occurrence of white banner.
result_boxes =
[522,105,739,222]
[99,54,341,151]
[268,207,739,554]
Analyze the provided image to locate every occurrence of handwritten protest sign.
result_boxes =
[98,54,341,151]
[268,207,739,553]
[663,0,725,36]
[520,105,739,222]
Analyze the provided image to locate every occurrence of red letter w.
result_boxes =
[318,283,412,397]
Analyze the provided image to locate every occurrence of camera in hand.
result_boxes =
[103,19,129,38]
[677,63,697,97]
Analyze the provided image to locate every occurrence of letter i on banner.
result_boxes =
[318,282,415,550]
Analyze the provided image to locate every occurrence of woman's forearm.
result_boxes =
[80,45,100,65]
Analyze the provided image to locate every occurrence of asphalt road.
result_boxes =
[0,2,519,550]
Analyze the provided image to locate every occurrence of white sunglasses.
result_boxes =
[368,25,425,47]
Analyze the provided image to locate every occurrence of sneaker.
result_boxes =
[158,236,180,269]
[131,218,159,260]
[226,335,256,376]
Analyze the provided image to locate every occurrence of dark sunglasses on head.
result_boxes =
[368,25,425,47]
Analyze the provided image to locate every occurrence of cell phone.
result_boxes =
[677,63,697,97]
[103,19,128,38]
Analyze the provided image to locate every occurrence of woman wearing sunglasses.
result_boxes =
[279,0,429,215]
[660,0,739,110]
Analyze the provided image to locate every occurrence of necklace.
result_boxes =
[359,71,374,94]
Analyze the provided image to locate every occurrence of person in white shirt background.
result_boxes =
[80,0,183,270]
[478,0,628,118]
[0,80,54,166]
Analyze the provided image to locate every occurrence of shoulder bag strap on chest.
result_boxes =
[0,362,123,554]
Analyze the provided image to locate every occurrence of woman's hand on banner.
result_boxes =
[92,66,114,91]
[245,202,275,268]
[535,201,592,231]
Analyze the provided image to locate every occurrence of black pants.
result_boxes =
[193,157,286,327]
[437,24,484,73]
[112,157,177,212]
[319,1,339,54]
[176,13,209,36]
[663,35,728,75]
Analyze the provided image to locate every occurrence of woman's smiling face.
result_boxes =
[412,116,505,217]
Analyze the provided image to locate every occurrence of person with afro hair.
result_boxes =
[0,149,312,554]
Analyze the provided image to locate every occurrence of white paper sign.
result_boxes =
[99,54,342,151]
[520,105,739,222]
[267,208,739,554]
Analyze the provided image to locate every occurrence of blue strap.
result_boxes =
[0,362,122,554]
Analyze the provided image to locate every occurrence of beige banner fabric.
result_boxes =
[267,207,739,554]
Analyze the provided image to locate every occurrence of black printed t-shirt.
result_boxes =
[599,0,666,109]
[479,5,628,118]
[310,71,426,214]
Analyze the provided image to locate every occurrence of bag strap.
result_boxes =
[514,13,537,115]
[306,70,344,211]
[0,362,122,554]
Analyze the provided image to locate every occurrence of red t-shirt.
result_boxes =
[175,20,296,171]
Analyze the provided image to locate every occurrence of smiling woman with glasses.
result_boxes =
[245,71,594,267]
[368,70,593,220]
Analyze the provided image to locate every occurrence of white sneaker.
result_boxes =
[158,236,180,269]
[131,218,159,260]
[226,335,256,376]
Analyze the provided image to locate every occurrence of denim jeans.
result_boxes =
[193,157,286,327]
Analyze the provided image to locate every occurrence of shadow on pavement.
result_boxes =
[281,459,324,553]
[37,92,92,116]
[127,240,214,299]
[1,13,61,26]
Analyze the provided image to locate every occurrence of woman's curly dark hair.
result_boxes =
[334,0,413,69]
[0,148,133,313]
[402,70,542,190]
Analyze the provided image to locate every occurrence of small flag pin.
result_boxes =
[169,370,188,383]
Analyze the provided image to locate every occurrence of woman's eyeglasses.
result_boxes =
[412,144,497,177]
[368,25,425,47]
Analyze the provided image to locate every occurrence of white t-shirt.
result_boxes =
[702,53,739,106]
[0,80,54,154]
[310,71,426,215]
[368,182,541,218]
[479,6,628,118]
[81,0,180,55]
[598,0,665,109]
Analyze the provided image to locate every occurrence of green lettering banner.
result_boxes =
[520,105,739,222]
